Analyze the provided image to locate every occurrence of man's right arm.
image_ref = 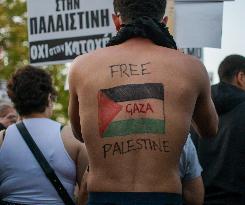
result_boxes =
[68,58,83,142]
[192,60,218,138]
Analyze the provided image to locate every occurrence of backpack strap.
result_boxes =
[16,122,75,205]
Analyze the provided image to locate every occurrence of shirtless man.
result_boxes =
[69,0,218,204]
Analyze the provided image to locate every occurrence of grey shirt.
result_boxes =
[179,135,203,181]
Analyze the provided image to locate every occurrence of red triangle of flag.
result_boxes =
[98,91,122,137]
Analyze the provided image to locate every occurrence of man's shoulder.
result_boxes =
[74,46,116,62]
[70,46,116,73]
[160,48,205,72]
[178,52,205,71]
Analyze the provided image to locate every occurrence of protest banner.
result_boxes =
[27,0,114,65]
[27,0,234,65]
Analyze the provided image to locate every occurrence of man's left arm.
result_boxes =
[182,177,204,205]
[181,137,204,205]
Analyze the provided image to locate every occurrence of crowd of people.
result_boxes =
[0,0,244,205]
[191,54,245,204]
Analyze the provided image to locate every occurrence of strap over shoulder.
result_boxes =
[16,121,75,205]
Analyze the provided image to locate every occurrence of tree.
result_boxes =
[0,0,69,122]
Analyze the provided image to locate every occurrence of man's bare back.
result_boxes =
[69,38,218,194]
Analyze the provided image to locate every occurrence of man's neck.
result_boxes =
[229,81,245,91]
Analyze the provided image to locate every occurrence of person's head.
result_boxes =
[7,65,57,118]
[112,0,167,31]
[0,102,17,127]
[218,54,245,90]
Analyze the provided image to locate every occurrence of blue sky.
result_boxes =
[204,0,245,84]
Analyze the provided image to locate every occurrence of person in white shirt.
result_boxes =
[0,65,88,205]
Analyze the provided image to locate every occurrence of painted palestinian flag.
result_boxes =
[98,83,165,138]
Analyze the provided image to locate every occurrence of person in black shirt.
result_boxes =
[192,54,245,205]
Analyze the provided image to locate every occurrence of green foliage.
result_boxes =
[0,0,69,123]
[0,0,28,76]
[47,65,69,123]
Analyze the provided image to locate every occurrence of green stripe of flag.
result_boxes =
[103,118,165,138]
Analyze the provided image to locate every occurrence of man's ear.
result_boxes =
[161,16,168,25]
[112,14,122,31]
[236,71,245,90]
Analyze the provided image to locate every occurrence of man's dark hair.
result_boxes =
[218,54,245,83]
[108,0,176,49]
[113,0,167,23]
[7,65,57,116]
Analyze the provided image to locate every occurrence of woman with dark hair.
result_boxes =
[0,65,88,205]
